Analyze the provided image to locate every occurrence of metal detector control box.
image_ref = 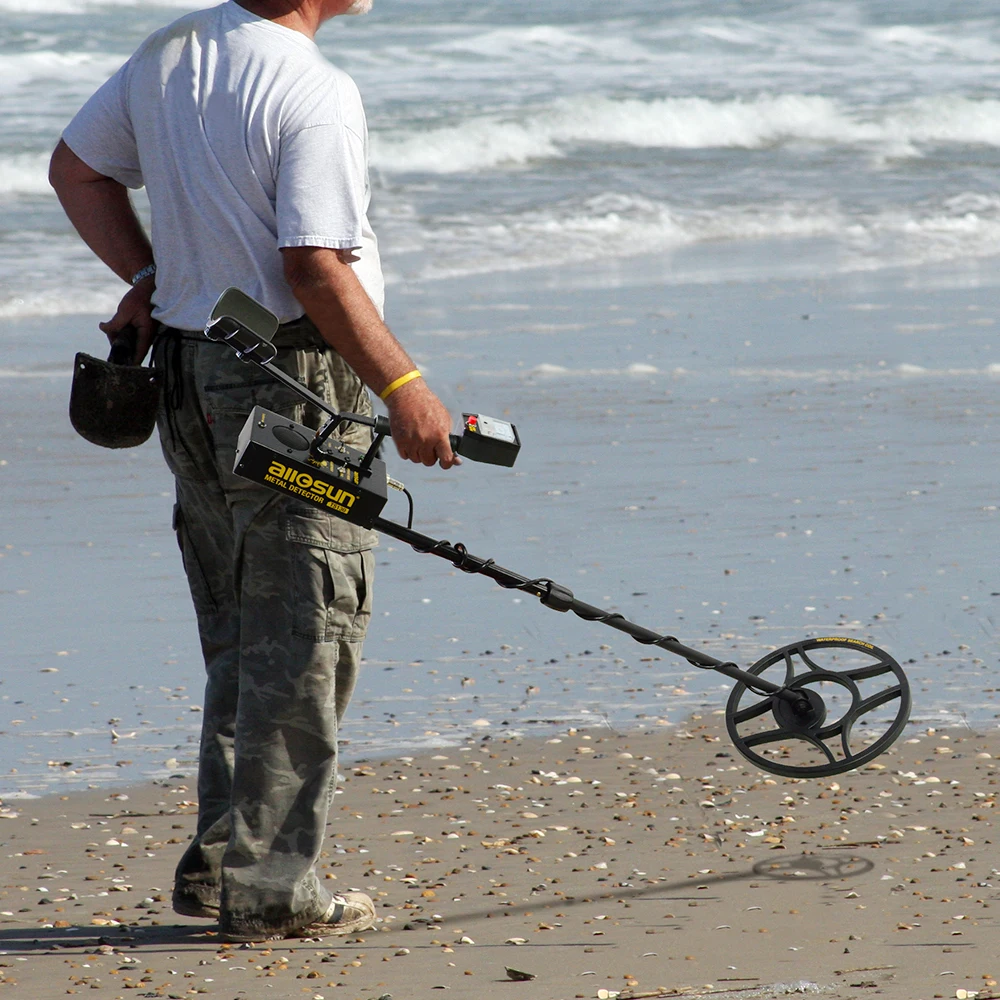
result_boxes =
[457,413,520,466]
[234,406,388,528]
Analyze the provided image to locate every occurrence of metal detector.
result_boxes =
[204,288,911,779]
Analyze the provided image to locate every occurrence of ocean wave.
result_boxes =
[525,362,660,377]
[372,94,1000,173]
[335,9,1000,104]
[23,86,972,193]
[0,0,209,12]
[428,22,658,66]
[468,363,1000,384]
[7,188,1000,317]
[0,50,125,96]
[0,153,51,195]
[867,22,1000,62]
[385,190,1000,282]
[389,193,700,279]
[731,364,1000,381]
[0,367,72,378]
[0,285,119,319]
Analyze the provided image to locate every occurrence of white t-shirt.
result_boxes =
[63,1,384,330]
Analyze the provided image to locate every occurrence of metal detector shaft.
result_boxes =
[214,305,779,696]
[207,290,911,777]
[204,314,384,434]
[372,516,795,701]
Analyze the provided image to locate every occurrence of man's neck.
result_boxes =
[234,0,325,39]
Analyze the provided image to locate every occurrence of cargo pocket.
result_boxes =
[202,346,319,421]
[173,503,219,616]
[284,508,375,642]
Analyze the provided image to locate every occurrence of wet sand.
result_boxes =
[4,252,1000,795]
[0,715,997,1000]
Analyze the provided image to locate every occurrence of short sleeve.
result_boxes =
[61,62,144,190]
[275,123,367,250]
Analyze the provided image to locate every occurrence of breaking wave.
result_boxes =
[384,190,1000,282]
[372,94,1000,174]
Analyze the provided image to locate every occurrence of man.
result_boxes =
[49,0,457,942]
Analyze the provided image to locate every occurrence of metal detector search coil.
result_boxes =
[207,287,913,778]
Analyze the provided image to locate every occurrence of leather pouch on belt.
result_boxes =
[69,327,164,449]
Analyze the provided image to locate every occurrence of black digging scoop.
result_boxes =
[69,326,163,449]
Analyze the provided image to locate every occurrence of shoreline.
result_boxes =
[4,249,1000,796]
[0,714,996,999]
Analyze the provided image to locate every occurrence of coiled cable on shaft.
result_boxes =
[375,518,734,671]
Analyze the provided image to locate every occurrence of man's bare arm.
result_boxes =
[282,245,458,469]
[48,139,156,361]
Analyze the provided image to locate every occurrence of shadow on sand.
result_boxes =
[0,852,874,956]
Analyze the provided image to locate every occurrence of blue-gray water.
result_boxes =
[2,1,1000,794]
[6,1,1000,316]
[4,256,999,795]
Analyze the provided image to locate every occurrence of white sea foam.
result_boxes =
[731,364,1000,381]
[9,184,1000,320]
[465,362,1000,384]
[431,23,656,66]
[0,153,51,195]
[867,22,1000,63]
[373,118,560,173]
[0,285,119,319]
[524,362,660,378]
[387,192,696,280]
[0,50,124,95]
[0,367,72,378]
[471,363,663,379]
[372,94,1000,174]
[0,0,208,12]
[383,188,1000,283]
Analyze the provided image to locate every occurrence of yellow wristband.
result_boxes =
[379,369,422,401]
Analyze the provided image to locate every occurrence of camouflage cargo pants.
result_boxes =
[152,317,376,938]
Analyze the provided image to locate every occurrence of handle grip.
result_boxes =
[107,325,138,366]
[369,414,518,467]
[371,415,461,455]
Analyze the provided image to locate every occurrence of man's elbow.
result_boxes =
[282,246,353,297]
[48,139,106,195]
[49,140,75,193]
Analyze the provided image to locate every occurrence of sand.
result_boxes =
[0,714,996,1000]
